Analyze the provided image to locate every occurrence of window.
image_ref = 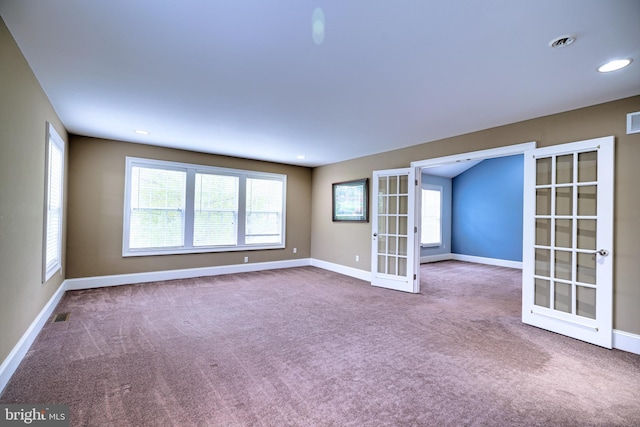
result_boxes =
[43,123,65,281]
[421,185,442,246]
[123,157,286,256]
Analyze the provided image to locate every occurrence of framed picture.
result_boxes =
[332,178,369,222]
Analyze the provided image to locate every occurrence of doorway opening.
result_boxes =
[412,142,536,281]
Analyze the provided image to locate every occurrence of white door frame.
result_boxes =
[410,142,537,285]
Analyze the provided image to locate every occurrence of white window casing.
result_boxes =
[43,122,65,282]
[123,157,286,256]
[421,185,442,247]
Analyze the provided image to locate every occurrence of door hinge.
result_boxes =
[414,226,418,233]
[415,179,418,186]
[413,274,416,280]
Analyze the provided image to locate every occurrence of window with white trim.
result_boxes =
[123,157,286,256]
[43,123,65,281]
[421,185,442,247]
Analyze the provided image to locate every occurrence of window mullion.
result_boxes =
[184,169,196,249]
[237,175,247,246]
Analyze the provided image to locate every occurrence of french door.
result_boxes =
[371,168,419,293]
[522,136,614,348]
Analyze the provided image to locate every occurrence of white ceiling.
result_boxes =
[2,1,639,167]
[422,159,484,179]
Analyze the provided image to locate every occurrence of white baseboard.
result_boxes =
[613,330,640,355]
[451,253,522,269]
[310,259,372,282]
[65,258,312,290]
[0,281,67,394]
[420,253,454,264]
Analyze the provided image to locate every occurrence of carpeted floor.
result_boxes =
[2,261,639,426]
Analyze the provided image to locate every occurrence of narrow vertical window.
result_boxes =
[421,186,442,246]
[43,123,65,282]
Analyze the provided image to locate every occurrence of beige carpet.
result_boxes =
[2,262,639,426]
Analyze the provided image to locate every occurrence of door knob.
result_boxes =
[592,249,609,256]
[373,233,378,237]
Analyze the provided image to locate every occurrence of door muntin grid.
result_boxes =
[533,150,598,320]
[376,174,409,277]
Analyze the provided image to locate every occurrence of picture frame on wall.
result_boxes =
[332,178,369,222]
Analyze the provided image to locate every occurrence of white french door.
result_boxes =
[371,168,419,293]
[522,136,614,348]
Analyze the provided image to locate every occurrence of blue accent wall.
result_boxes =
[452,155,523,261]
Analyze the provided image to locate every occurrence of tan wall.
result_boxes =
[0,18,68,363]
[66,136,312,278]
[311,96,640,334]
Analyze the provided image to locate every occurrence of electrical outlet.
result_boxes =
[356,255,359,262]
[244,256,249,263]
[293,247,297,254]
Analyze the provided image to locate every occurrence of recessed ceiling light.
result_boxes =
[598,59,632,73]
[134,129,150,135]
[549,34,576,49]
[296,155,306,160]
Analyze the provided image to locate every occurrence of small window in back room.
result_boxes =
[43,122,65,282]
[421,185,442,246]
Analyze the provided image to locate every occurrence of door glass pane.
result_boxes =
[378,255,386,274]
[578,151,597,183]
[536,157,552,185]
[398,216,408,235]
[399,175,408,194]
[576,286,596,319]
[577,219,596,250]
[389,176,398,195]
[398,237,407,256]
[388,216,397,235]
[536,218,551,246]
[378,196,387,214]
[378,177,388,195]
[556,187,573,216]
[534,278,551,308]
[387,256,397,275]
[577,252,596,285]
[556,155,574,184]
[398,257,407,276]
[554,282,572,313]
[554,250,572,281]
[378,216,387,234]
[578,186,597,216]
[389,236,397,255]
[536,189,551,215]
[535,249,551,277]
[555,219,573,248]
[399,196,408,214]
[389,196,397,214]
[377,236,387,254]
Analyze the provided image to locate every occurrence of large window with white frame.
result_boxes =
[421,185,442,247]
[123,157,286,256]
[43,122,65,282]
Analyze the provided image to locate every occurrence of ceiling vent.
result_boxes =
[549,35,576,48]
[628,112,640,135]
